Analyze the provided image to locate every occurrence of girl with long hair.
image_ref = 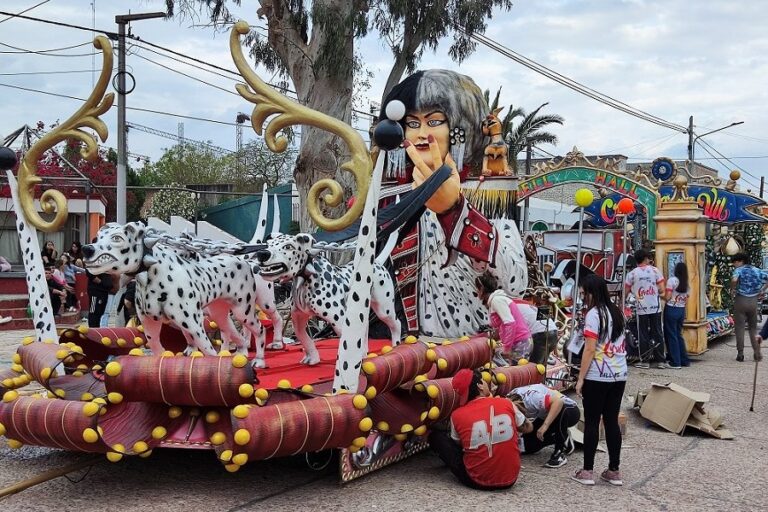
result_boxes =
[572,274,627,487]
[664,262,690,368]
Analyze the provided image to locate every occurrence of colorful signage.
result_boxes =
[659,185,766,224]
[582,193,642,227]
[517,167,658,237]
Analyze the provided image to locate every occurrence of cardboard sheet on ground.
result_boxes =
[638,382,733,439]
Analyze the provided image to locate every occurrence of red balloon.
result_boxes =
[617,197,636,215]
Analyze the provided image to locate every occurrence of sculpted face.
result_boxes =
[404,109,450,169]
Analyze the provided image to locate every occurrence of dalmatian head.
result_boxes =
[252,233,315,283]
[81,222,146,275]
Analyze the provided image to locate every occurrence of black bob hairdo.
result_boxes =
[732,252,750,265]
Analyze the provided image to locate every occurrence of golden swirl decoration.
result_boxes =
[17,35,114,232]
[229,21,370,231]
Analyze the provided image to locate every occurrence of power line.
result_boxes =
[0,9,117,36]
[462,29,687,133]
[0,0,50,25]
[0,40,93,56]
[0,69,114,76]
[695,143,760,190]
[697,138,763,183]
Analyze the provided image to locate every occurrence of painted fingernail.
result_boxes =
[427,134,435,143]
[403,140,411,148]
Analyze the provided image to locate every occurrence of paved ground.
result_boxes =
[0,327,766,512]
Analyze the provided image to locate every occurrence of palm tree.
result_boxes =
[483,88,565,173]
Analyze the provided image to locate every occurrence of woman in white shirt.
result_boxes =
[664,262,690,369]
[571,274,627,487]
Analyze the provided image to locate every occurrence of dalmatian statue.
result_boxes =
[82,222,276,368]
[251,233,401,365]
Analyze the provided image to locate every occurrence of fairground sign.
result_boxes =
[517,166,658,237]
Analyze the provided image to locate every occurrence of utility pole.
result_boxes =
[687,115,694,175]
[114,11,166,224]
[522,140,532,232]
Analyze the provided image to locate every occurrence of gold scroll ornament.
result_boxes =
[17,36,114,232]
[230,21,370,232]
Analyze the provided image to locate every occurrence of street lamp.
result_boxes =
[689,121,744,174]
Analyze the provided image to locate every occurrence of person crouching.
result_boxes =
[476,274,533,363]
[428,368,533,490]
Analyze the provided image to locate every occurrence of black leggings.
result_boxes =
[522,404,580,453]
[582,379,626,472]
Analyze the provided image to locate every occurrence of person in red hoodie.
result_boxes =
[428,368,532,489]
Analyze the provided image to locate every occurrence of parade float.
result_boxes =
[0,24,550,482]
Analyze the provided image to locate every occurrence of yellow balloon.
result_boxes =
[82,428,99,443]
[234,429,251,445]
[575,188,594,208]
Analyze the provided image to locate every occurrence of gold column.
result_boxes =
[654,198,709,354]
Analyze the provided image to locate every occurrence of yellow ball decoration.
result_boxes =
[81,392,94,402]
[190,351,204,358]
[12,353,22,364]
[232,453,249,466]
[82,428,99,443]
[233,405,250,419]
[224,464,240,473]
[56,349,69,360]
[536,364,546,375]
[209,321,218,330]
[414,425,428,436]
[232,355,248,368]
[77,325,89,334]
[400,424,414,433]
[481,371,492,383]
[7,439,23,449]
[162,351,175,357]
[352,436,367,448]
[139,449,153,459]
[352,395,368,410]
[377,421,390,432]
[238,383,255,398]
[101,337,112,346]
[404,335,418,344]
[496,373,508,384]
[255,388,269,401]
[106,451,123,463]
[22,336,35,345]
[40,367,52,380]
[105,362,122,377]
[218,350,231,357]
[420,411,428,422]
[414,375,428,384]
[117,338,127,348]
[54,389,66,399]
[381,345,393,354]
[1,378,13,388]
[137,325,144,333]
[425,349,437,362]
[394,434,407,441]
[72,371,84,378]
[460,335,470,341]
[210,432,227,445]
[168,406,183,419]
[0,422,5,436]
[128,348,144,356]
[151,426,168,440]
[366,352,378,358]
[442,339,452,346]
[82,402,100,417]
[361,361,376,375]
[428,406,441,420]
[277,379,292,390]
[348,445,361,454]
[427,385,439,399]
[2,390,19,403]
[234,429,251,446]
[219,449,233,462]
[301,384,314,394]
[517,358,529,366]
[575,188,594,208]
[437,358,448,371]
[133,441,149,454]
[364,386,377,400]
[205,411,221,424]
[359,417,373,432]
[134,337,145,346]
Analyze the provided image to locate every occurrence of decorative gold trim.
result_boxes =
[17,35,114,232]
[230,21,370,231]
[531,146,622,175]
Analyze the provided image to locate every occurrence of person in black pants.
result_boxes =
[624,249,667,369]
[45,269,66,316]
[87,270,112,327]
[510,384,580,468]
[572,275,628,487]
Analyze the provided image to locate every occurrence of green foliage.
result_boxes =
[706,232,734,312]
[143,184,198,223]
[739,223,764,269]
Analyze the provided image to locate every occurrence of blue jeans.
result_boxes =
[663,305,689,366]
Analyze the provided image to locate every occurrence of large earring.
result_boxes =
[386,146,406,180]
[449,127,466,171]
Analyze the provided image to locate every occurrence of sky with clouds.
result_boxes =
[1,0,767,193]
